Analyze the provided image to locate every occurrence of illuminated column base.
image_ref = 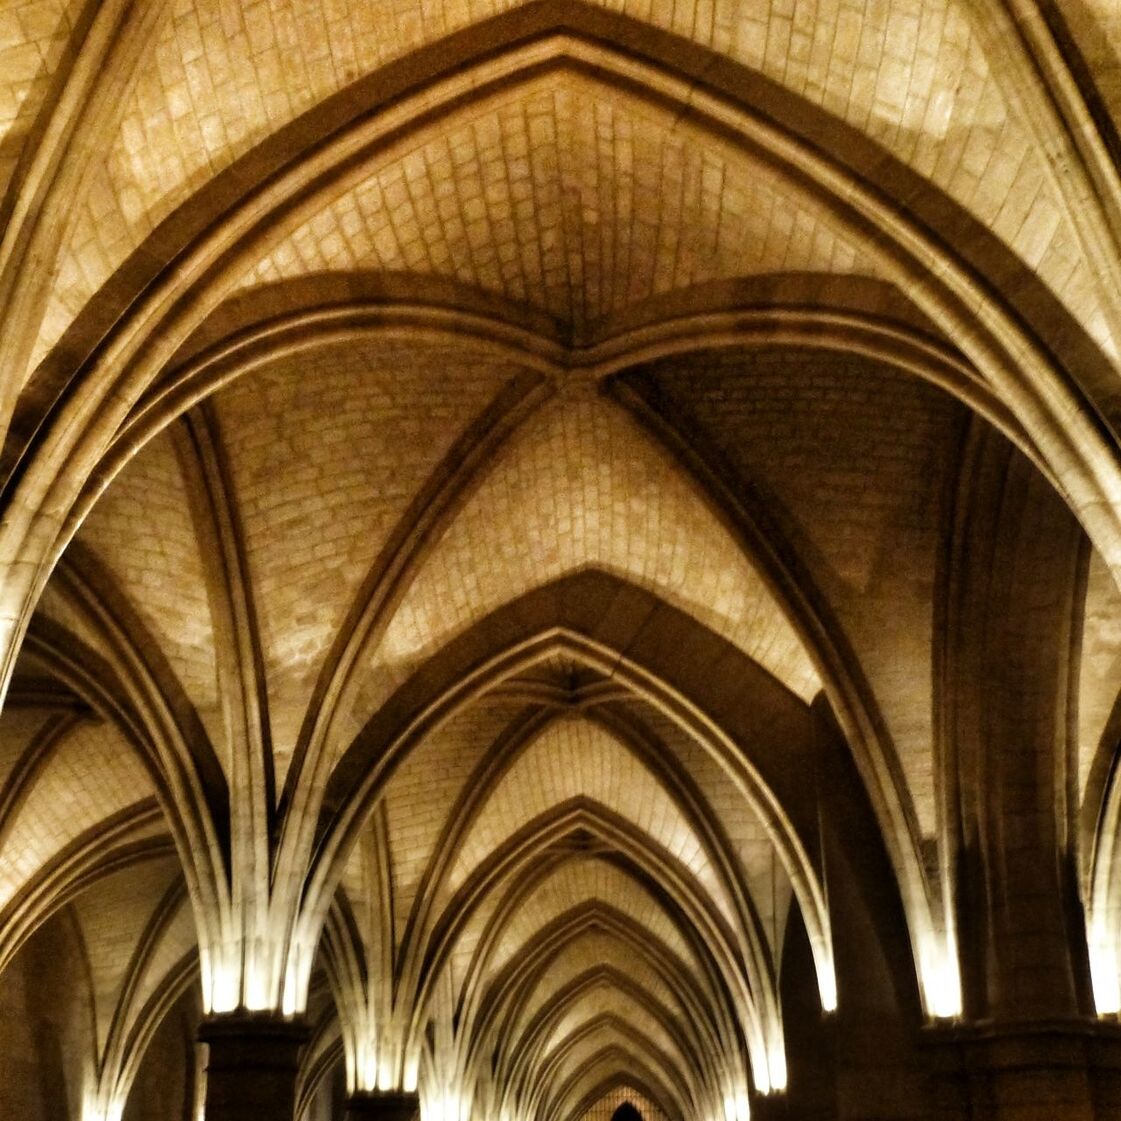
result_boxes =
[345,1090,421,1121]
[198,1014,309,1121]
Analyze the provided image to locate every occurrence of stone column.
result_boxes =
[935,435,1101,1117]
[923,1022,1121,1121]
[344,1089,421,1121]
[747,1094,788,1121]
[198,1013,309,1121]
[945,437,1092,1025]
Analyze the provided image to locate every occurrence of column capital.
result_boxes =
[198,1010,311,1044]
[198,1013,311,1121]
[921,1017,1121,1064]
[345,1089,421,1121]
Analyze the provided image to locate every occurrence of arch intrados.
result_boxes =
[2,16,1100,1027]
[295,1028,345,1121]
[506,965,690,1069]
[100,883,196,1111]
[90,283,1033,515]
[586,704,781,975]
[112,950,198,1110]
[564,1076,680,1121]
[400,701,761,995]
[410,802,753,1054]
[21,620,230,945]
[318,896,370,1053]
[540,1040,689,1121]
[530,1006,692,1100]
[319,621,813,871]
[22,624,165,794]
[18,3,1110,443]
[70,286,955,955]
[466,902,726,1076]
[500,967,707,1094]
[53,283,1037,958]
[1083,675,1121,971]
[8,8,1098,1035]
[0,708,85,853]
[301,588,831,1014]
[533,1013,694,1107]
[423,703,779,1058]
[47,550,227,807]
[105,875,190,1052]
[441,843,736,1066]
[393,705,560,985]
[0,804,169,974]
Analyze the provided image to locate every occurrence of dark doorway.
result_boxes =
[611,1102,644,1121]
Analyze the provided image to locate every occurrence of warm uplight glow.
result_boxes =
[424,1092,466,1121]
[1091,954,1121,1015]
[207,964,241,1015]
[1089,916,1121,1014]
[817,958,838,1014]
[766,1044,788,1093]
[808,929,838,1016]
[722,1090,751,1121]
[404,1055,420,1093]
[205,939,296,1015]
[82,1092,123,1121]
[377,1058,401,1093]
[348,1018,415,1095]
[356,1041,379,1094]
[283,940,315,1016]
[920,937,962,1020]
[244,968,272,1012]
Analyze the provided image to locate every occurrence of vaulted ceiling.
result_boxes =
[5,2,1121,1120]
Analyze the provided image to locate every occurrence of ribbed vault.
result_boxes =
[6,2,1121,1120]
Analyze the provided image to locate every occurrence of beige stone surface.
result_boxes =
[125,891,196,1019]
[35,583,116,665]
[479,856,699,984]
[646,348,962,838]
[70,855,180,1054]
[542,989,686,1074]
[632,700,794,962]
[515,930,677,1029]
[0,720,152,910]
[238,78,872,334]
[0,0,79,202]
[0,707,54,792]
[382,700,527,949]
[214,339,520,788]
[32,0,1118,367]
[444,717,735,928]
[9,2,1121,1117]
[1080,548,1121,802]
[75,427,223,758]
[359,392,819,750]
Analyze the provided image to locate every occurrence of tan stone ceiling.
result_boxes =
[632,346,965,838]
[236,77,873,337]
[23,0,1118,364]
[7,2,1121,1119]
[0,0,79,203]
[366,389,821,734]
[0,717,153,911]
[1081,547,1121,803]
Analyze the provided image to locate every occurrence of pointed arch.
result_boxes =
[298,572,837,1028]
